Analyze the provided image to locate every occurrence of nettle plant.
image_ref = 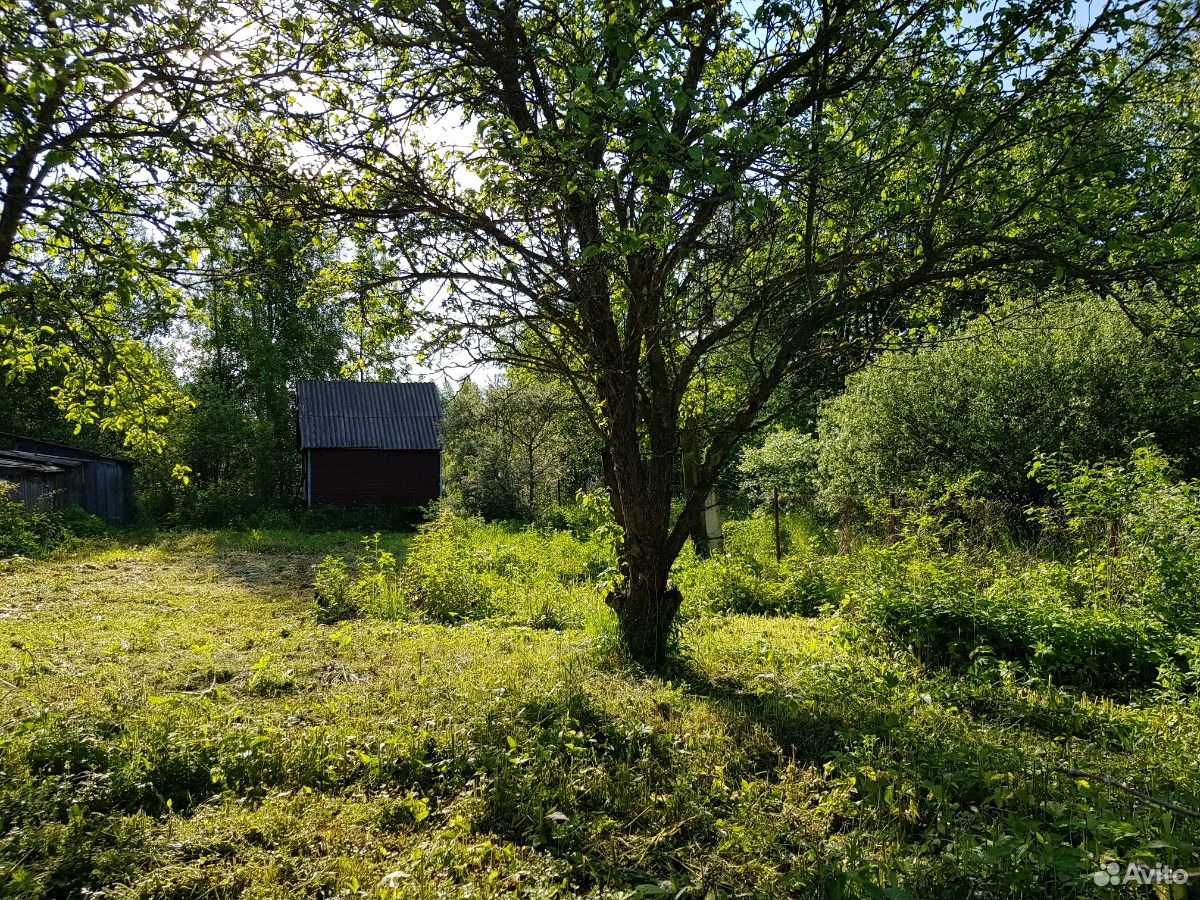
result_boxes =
[313,534,405,623]
[1030,444,1200,626]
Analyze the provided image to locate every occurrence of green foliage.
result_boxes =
[314,534,407,622]
[841,543,1167,690]
[1031,445,1200,628]
[675,516,839,618]
[832,455,1200,692]
[312,555,360,624]
[0,499,104,558]
[317,509,616,629]
[679,553,837,618]
[863,474,1017,551]
[0,0,256,450]
[441,376,600,521]
[0,500,71,558]
[818,296,1200,514]
[398,511,494,622]
[738,429,819,510]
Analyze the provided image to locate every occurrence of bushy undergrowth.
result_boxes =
[674,516,841,617]
[838,447,1200,692]
[0,498,105,558]
[839,545,1166,689]
[314,508,614,629]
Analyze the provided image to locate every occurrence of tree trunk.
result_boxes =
[681,425,710,556]
[527,443,537,514]
[600,437,684,664]
[605,539,681,664]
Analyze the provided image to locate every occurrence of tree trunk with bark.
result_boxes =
[599,389,694,663]
[605,565,682,664]
[603,499,685,663]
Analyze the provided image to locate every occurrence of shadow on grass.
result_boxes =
[662,658,884,769]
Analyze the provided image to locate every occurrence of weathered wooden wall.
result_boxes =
[0,436,134,523]
[1,467,83,510]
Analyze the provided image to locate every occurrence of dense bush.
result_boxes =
[675,515,841,617]
[679,553,838,617]
[817,294,1199,514]
[1031,445,1200,629]
[843,547,1167,690]
[398,511,494,621]
[737,429,819,510]
[0,498,103,558]
[835,460,1200,693]
[312,555,362,623]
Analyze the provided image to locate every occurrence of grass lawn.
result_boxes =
[2,529,1198,899]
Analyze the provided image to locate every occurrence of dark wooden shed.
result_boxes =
[297,381,443,508]
[0,432,135,524]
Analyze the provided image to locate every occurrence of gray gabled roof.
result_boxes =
[296,380,443,451]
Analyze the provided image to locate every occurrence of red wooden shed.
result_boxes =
[297,381,443,508]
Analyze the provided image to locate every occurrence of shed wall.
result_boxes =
[1,469,81,510]
[0,437,133,523]
[308,449,441,506]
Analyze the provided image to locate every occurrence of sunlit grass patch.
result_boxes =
[2,526,1200,898]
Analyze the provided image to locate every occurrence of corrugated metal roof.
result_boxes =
[297,381,443,451]
[0,431,132,464]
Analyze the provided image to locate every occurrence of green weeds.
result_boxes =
[3,512,1200,898]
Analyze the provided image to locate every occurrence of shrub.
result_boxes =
[738,429,819,510]
[675,516,840,617]
[313,534,407,622]
[1030,444,1200,628]
[1160,636,1200,695]
[0,498,98,558]
[399,510,493,621]
[313,555,360,623]
[841,543,1167,690]
[313,509,615,629]
[817,294,1199,515]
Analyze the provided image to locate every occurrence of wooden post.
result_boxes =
[702,490,724,555]
[773,488,782,562]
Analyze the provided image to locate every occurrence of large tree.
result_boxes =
[0,0,311,447]
[266,0,1200,660]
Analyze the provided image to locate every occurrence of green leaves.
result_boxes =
[0,0,324,450]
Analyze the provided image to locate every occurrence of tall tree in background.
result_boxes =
[2,0,206,443]
[178,219,346,509]
[271,0,1200,660]
[0,0,317,448]
[304,231,416,383]
[443,375,600,519]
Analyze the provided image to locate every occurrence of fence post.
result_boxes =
[773,488,782,562]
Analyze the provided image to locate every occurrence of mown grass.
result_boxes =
[2,524,1199,899]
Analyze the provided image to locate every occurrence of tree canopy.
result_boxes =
[3,0,1200,659]
[817,292,1200,514]
[262,0,1200,658]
